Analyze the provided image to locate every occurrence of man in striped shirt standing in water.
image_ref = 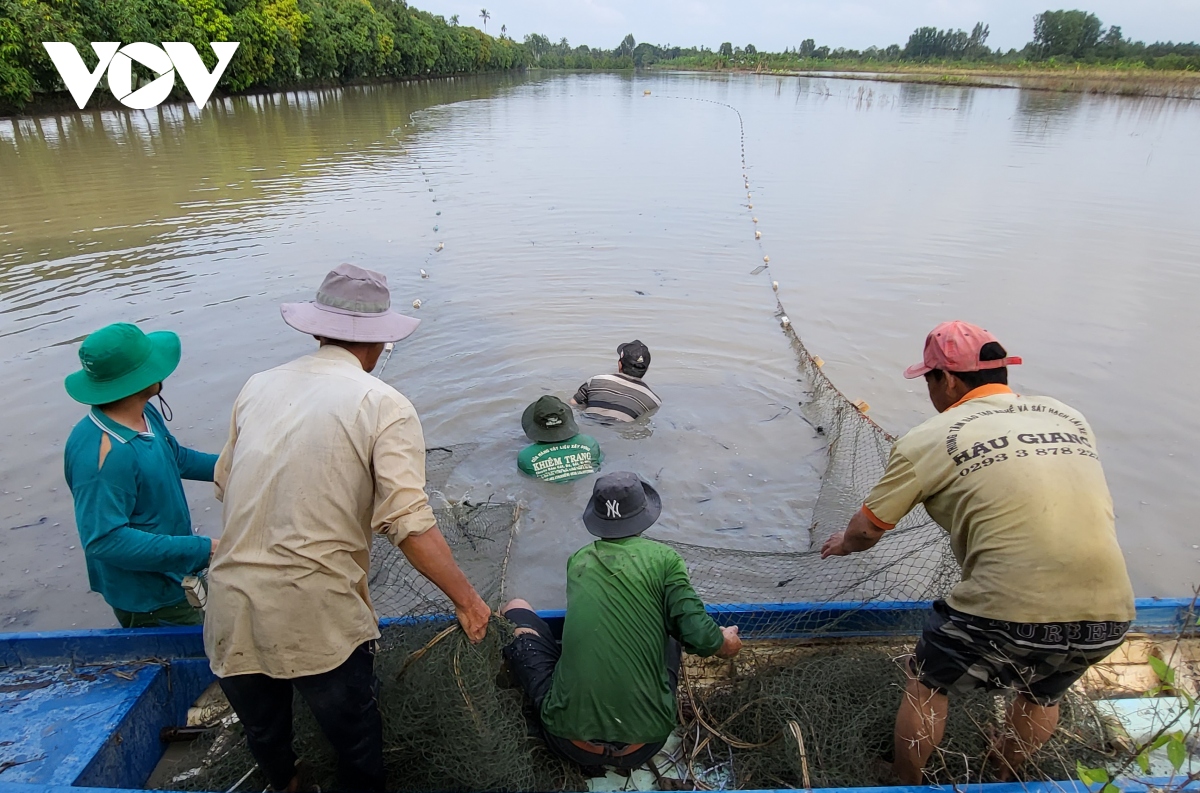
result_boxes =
[571,340,662,422]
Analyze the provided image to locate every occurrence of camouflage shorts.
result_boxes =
[911,600,1130,706]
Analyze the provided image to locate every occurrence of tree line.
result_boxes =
[4,4,1197,115]
[519,10,1198,72]
[1,0,527,113]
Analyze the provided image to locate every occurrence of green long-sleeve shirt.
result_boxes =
[540,536,725,745]
[63,404,216,615]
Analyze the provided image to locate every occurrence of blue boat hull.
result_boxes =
[1,598,1195,793]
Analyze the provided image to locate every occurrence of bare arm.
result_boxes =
[399,527,490,642]
[821,507,888,558]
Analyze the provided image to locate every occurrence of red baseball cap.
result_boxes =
[904,320,1022,379]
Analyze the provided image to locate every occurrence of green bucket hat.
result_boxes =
[522,396,579,443]
[64,323,181,405]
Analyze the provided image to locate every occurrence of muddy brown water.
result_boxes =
[1,72,1197,631]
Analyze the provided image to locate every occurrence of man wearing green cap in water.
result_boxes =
[518,396,603,483]
[63,323,219,628]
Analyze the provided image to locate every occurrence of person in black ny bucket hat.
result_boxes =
[517,397,603,483]
[498,471,742,772]
[582,471,661,539]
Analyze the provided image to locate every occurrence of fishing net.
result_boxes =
[156,99,1135,792]
[157,264,1120,793]
[678,642,1118,790]
[369,444,519,618]
[651,324,959,639]
[164,635,1126,792]
[169,619,584,793]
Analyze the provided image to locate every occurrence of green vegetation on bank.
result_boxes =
[511,10,1198,78]
[0,0,526,113]
[4,4,1198,115]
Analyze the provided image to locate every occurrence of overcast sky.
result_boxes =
[418,1,1200,52]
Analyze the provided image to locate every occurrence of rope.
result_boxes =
[648,91,895,440]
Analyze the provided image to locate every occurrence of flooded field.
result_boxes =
[1,72,1197,630]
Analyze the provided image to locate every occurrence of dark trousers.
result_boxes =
[503,608,682,771]
[112,601,204,628]
[218,642,385,792]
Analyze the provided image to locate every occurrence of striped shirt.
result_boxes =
[573,373,662,422]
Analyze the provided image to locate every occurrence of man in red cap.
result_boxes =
[822,320,1135,784]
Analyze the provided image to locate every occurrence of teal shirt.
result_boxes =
[63,404,216,614]
[539,536,725,744]
[517,434,603,482]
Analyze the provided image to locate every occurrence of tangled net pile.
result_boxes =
[680,642,1115,790]
[173,619,583,793]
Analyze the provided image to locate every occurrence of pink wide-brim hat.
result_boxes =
[281,263,420,343]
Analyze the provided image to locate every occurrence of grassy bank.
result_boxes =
[654,59,1200,99]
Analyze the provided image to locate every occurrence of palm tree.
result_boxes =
[479,8,490,32]
[500,24,507,39]
[449,13,458,25]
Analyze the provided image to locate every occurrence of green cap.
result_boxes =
[521,395,579,443]
[64,323,181,405]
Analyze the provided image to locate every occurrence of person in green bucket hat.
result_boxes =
[518,395,603,483]
[62,322,219,628]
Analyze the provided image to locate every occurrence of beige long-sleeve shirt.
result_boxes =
[204,345,437,678]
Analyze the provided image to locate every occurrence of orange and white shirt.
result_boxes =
[864,384,1135,624]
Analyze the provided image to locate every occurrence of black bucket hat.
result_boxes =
[522,395,579,443]
[618,340,650,373]
[582,471,662,539]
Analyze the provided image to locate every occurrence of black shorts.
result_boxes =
[502,608,561,712]
[501,608,674,770]
[912,600,1130,706]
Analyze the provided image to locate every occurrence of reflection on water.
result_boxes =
[1,72,1198,629]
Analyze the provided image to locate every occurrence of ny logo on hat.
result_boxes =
[606,500,621,518]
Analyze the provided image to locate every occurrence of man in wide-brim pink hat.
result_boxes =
[204,264,491,793]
